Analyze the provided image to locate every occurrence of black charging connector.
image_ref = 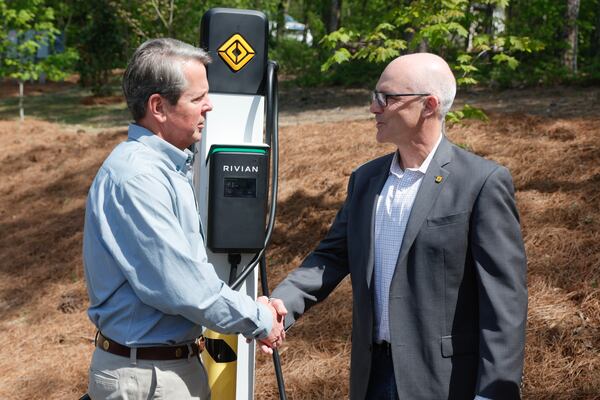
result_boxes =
[228,253,242,285]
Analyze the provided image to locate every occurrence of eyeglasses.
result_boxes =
[371,91,431,108]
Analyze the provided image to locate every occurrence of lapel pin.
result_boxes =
[435,176,443,183]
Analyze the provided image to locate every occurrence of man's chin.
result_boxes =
[375,131,388,144]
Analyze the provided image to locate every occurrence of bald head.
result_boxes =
[380,53,456,119]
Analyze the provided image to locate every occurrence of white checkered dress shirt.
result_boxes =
[373,134,442,343]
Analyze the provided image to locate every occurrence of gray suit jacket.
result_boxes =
[272,137,527,400]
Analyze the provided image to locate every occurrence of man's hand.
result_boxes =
[255,296,287,354]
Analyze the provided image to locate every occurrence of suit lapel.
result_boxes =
[395,137,453,265]
[365,157,393,289]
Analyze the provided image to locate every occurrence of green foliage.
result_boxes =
[577,57,600,85]
[0,0,75,82]
[38,48,78,80]
[318,0,600,89]
[454,54,479,86]
[446,104,489,124]
[73,1,126,96]
[306,10,327,42]
[499,0,600,84]
[3,0,600,94]
[0,0,78,119]
[269,38,324,85]
[492,53,519,70]
[270,36,382,87]
[353,23,407,64]
[321,25,395,72]
[321,46,352,72]
[320,0,547,93]
[324,58,384,87]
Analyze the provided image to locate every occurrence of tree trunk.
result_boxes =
[492,3,506,51]
[361,0,368,15]
[276,0,285,41]
[302,0,310,44]
[151,0,174,37]
[327,0,342,33]
[592,0,600,57]
[484,4,494,36]
[563,0,581,74]
[466,2,476,52]
[19,80,24,121]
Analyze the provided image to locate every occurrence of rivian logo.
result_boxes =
[218,34,255,72]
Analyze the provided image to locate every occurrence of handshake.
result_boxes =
[255,296,288,354]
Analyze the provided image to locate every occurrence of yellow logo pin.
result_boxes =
[435,176,443,183]
[218,34,255,72]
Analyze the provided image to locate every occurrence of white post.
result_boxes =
[19,80,24,121]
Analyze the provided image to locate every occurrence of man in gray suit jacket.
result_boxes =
[271,53,527,399]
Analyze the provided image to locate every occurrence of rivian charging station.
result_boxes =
[195,8,285,400]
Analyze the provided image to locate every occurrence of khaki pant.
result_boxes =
[88,347,210,400]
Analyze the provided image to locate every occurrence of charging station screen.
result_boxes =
[224,178,256,198]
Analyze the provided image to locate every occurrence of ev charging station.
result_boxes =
[195,8,285,400]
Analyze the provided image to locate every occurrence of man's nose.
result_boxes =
[369,99,381,114]
[205,96,214,112]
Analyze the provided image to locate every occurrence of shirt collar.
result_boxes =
[128,123,194,172]
[390,133,443,178]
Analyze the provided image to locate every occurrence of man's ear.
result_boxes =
[422,95,440,118]
[147,93,167,123]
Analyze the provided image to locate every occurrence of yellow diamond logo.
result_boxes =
[218,34,255,72]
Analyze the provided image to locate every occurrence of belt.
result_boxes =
[373,341,392,356]
[96,332,204,360]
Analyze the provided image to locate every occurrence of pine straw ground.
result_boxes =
[0,97,599,399]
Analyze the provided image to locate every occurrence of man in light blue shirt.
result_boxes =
[83,38,286,400]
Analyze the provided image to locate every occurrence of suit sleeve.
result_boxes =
[471,166,527,399]
[271,173,356,328]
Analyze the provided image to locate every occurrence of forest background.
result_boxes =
[0,0,599,399]
[1,0,599,99]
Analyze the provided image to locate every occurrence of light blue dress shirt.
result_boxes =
[373,134,441,343]
[83,124,272,347]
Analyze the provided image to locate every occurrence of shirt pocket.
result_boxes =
[427,211,470,227]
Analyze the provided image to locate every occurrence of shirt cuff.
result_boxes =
[250,301,273,340]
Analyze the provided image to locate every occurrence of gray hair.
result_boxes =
[122,38,211,121]
[434,76,456,120]
[412,70,456,121]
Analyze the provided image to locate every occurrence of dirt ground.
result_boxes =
[0,84,599,399]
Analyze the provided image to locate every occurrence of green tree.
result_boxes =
[0,0,77,120]
[272,0,600,87]
[69,0,127,96]
[322,0,542,77]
